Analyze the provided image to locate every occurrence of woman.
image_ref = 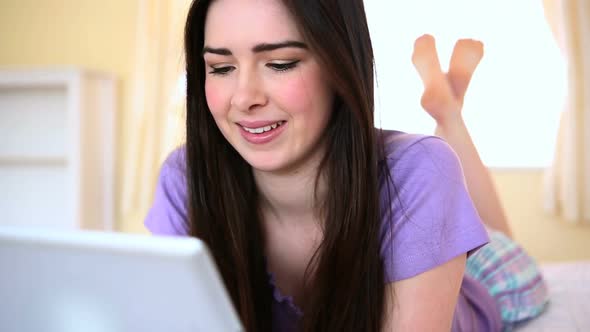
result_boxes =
[145,0,547,331]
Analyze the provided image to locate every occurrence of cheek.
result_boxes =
[205,81,229,117]
[274,71,331,117]
[276,80,310,112]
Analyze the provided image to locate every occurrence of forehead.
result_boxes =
[204,0,302,46]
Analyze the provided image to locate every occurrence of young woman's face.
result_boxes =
[203,0,334,174]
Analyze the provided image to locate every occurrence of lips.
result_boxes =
[237,120,285,128]
[241,121,286,134]
[237,120,287,144]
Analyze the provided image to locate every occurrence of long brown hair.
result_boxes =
[184,0,387,331]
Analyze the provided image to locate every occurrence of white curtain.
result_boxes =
[543,0,590,224]
[119,0,189,232]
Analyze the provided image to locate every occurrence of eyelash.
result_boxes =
[209,66,233,75]
[267,60,300,72]
[208,60,300,76]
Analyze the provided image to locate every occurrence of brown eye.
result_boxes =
[267,60,300,72]
[209,66,234,75]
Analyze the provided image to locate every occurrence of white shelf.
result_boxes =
[0,85,68,157]
[0,166,71,230]
[0,68,115,231]
[0,156,67,167]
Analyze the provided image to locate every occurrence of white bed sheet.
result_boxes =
[516,261,590,332]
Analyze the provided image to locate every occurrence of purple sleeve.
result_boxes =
[380,136,489,282]
[144,147,189,236]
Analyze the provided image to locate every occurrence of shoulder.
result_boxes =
[378,129,464,186]
[377,129,467,219]
[161,145,187,176]
[379,129,460,169]
[155,145,188,201]
[144,145,189,236]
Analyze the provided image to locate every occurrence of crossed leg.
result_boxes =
[411,34,513,238]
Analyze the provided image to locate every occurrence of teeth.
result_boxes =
[243,121,284,134]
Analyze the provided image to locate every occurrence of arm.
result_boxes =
[379,136,488,330]
[382,254,466,331]
[412,34,513,238]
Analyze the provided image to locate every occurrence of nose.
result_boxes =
[231,69,267,111]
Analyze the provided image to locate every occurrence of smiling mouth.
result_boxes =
[240,120,286,134]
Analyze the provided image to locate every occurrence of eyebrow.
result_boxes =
[202,40,308,56]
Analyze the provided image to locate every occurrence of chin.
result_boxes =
[238,149,292,173]
[245,158,287,173]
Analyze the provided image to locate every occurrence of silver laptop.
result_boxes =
[0,226,244,332]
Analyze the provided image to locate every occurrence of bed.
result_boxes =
[516,261,590,331]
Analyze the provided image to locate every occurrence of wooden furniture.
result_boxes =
[0,68,115,230]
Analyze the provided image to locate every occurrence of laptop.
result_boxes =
[0,226,244,332]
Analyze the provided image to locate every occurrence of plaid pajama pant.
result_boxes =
[466,228,549,331]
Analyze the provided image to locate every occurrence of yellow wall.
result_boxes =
[0,0,137,92]
[0,0,138,231]
[492,169,590,262]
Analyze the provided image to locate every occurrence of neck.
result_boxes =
[254,155,326,224]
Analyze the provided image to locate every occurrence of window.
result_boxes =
[365,0,566,168]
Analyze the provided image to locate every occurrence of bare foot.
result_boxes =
[448,39,484,103]
[411,34,444,85]
[412,34,458,124]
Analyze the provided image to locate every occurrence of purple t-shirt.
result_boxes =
[145,130,503,331]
